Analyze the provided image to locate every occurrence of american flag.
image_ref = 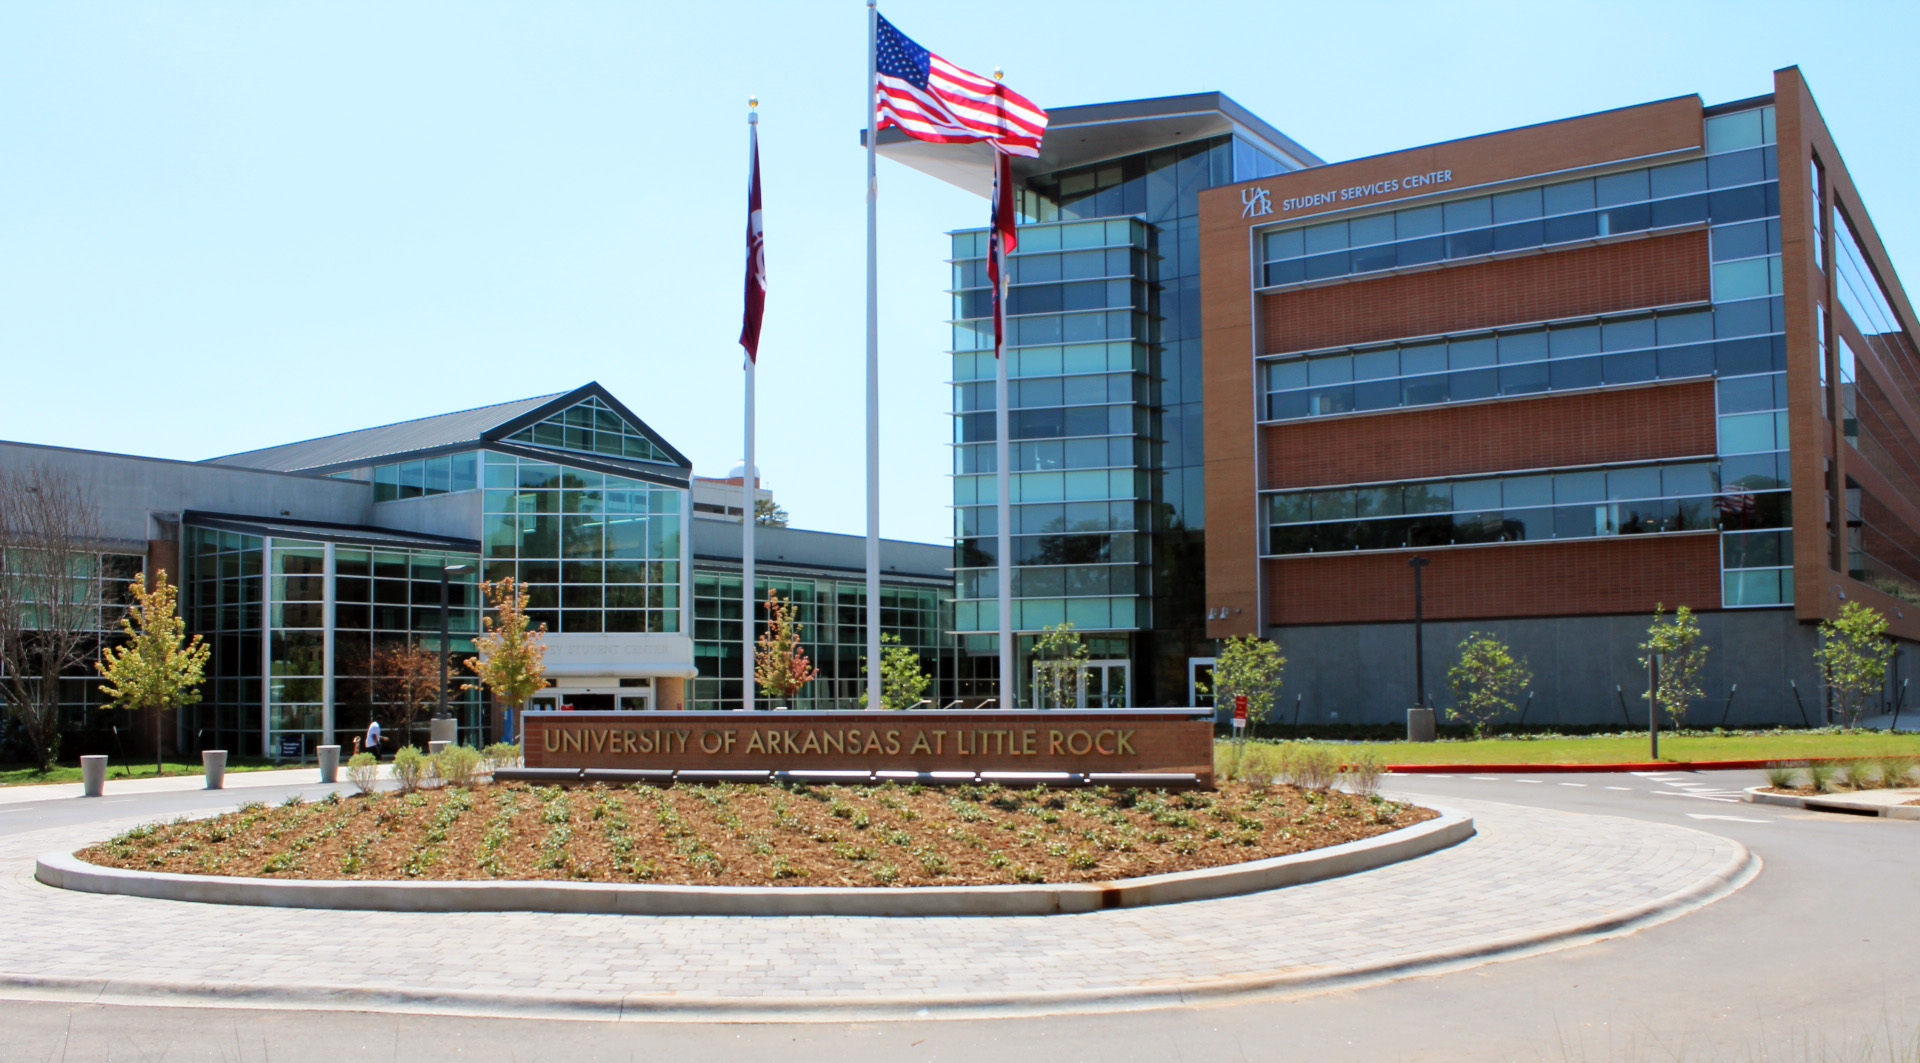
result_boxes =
[874,15,1046,158]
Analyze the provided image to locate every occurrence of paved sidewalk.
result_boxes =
[0,792,1754,1020]
[0,766,367,806]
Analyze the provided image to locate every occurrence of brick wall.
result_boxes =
[1265,535,1723,625]
[1262,380,1718,490]
[1262,231,1711,354]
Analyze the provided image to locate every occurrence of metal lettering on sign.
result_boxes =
[1241,187,1274,219]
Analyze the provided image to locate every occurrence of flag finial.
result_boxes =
[993,67,1004,81]
[749,96,759,110]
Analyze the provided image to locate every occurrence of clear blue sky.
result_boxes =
[5,2,1917,545]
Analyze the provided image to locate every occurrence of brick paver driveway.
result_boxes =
[0,794,1753,1019]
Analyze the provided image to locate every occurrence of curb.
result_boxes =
[34,810,1473,918]
[1741,785,1920,819]
[1389,757,1859,774]
[1,830,1759,1023]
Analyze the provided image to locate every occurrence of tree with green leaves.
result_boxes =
[1815,601,1897,727]
[755,589,817,706]
[1445,632,1531,737]
[1032,622,1089,709]
[96,571,210,777]
[462,577,551,723]
[1203,635,1287,726]
[859,632,931,710]
[1639,604,1708,728]
[753,498,790,527]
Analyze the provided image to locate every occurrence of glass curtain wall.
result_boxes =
[185,528,263,754]
[480,451,684,636]
[951,134,1274,705]
[690,572,952,711]
[0,547,140,746]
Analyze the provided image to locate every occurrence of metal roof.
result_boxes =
[204,391,567,473]
[183,511,481,552]
[873,91,1322,198]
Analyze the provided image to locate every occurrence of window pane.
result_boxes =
[1543,179,1595,215]
[1395,205,1443,238]
[1442,197,1492,232]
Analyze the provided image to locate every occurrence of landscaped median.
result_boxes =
[37,777,1468,916]
[1218,728,1920,772]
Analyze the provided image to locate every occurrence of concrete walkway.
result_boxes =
[0,766,361,806]
[0,793,1754,1021]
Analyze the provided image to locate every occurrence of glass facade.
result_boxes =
[503,395,676,465]
[186,526,481,755]
[1256,105,1793,609]
[949,134,1299,705]
[363,451,478,502]
[690,571,952,711]
[480,451,683,635]
[0,546,140,736]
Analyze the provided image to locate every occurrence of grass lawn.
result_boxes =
[0,757,286,788]
[1333,730,1920,766]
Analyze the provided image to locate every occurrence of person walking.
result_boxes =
[364,718,383,761]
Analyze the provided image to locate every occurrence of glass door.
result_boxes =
[1083,659,1130,708]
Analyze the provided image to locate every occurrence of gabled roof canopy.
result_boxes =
[203,383,691,477]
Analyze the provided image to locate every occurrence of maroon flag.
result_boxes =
[988,149,1017,356]
[739,120,766,361]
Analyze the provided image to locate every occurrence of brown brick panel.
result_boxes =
[1261,380,1718,491]
[1263,536,1722,625]
[1261,231,1711,354]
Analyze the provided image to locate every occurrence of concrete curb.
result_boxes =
[1391,757,1850,774]
[3,827,1758,1023]
[1742,785,1920,819]
[34,809,1474,917]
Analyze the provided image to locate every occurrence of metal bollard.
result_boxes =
[427,740,450,756]
[317,745,340,784]
[81,755,108,797]
[203,749,227,790]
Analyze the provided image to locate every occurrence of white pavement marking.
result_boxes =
[1686,814,1769,823]
[1471,776,1500,781]
[1559,783,1587,787]
[1653,791,1740,803]
[1514,779,1543,784]
[0,796,1753,1016]
[1606,786,1633,791]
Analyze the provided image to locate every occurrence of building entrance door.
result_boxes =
[616,690,652,711]
[1033,659,1132,708]
[1188,657,1216,709]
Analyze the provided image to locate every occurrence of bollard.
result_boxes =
[317,745,340,784]
[427,740,450,756]
[81,755,108,797]
[203,749,228,790]
[428,717,457,745]
[1406,706,1436,743]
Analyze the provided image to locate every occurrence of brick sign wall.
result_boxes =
[522,710,1214,782]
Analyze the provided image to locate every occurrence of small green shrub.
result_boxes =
[481,742,522,773]
[345,752,380,794]
[391,746,427,793]
[1762,763,1798,789]
[1807,761,1839,793]
[433,745,483,788]
[1838,759,1875,790]
[1340,749,1386,796]
[1290,743,1339,791]
[1878,757,1916,789]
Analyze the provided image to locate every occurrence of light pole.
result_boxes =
[1409,556,1431,709]
[437,563,474,724]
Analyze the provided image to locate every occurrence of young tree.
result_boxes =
[0,468,108,772]
[1032,622,1090,709]
[1639,604,1708,728]
[95,571,210,776]
[1445,632,1532,737]
[372,642,441,747]
[753,498,790,527]
[1815,601,1897,727]
[859,632,931,710]
[1205,635,1287,726]
[462,577,551,724]
[755,589,817,705]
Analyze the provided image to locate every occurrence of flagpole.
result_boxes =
[864,0,883,714]
[993,149,1014,710]
[743,103,759,713]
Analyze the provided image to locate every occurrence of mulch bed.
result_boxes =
[79,781,1433,888]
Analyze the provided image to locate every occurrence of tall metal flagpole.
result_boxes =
[992,148,1014,709]
[864,0,883,714]
[743,102,759,712]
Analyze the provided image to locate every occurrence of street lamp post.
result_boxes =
[437,564,474,726]
[1409,556,1431,708]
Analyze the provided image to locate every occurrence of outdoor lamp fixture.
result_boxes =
[437,563,475,720]
[1408,556,1431,709]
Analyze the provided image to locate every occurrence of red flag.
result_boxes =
[739,120,766,361]
[988,149,1017,356]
